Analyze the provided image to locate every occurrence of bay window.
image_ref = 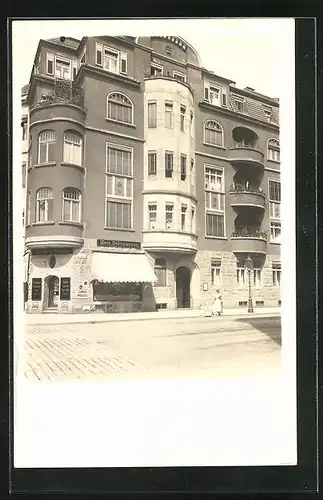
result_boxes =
[63,131,82,165]
[38,130,55,164]
[36,187,53,222]
[62,188,81,223]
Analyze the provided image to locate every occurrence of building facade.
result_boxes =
[22,35,281,314]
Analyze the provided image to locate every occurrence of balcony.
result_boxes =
[231,230,267,254]
[25,234,83,250]
[31,79,85,111]
[142,230,197,254]
[229,184,266,210]
[229,146,264,168]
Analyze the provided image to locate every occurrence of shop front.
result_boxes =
[90,251,157,313]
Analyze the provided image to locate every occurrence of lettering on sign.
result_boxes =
[97,239,141,250]
[60,277,71,301]
[31,278,42,301]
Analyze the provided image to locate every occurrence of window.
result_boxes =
[22,210,25,228]
[46,53,54,75]
[154,258,166,287]
[206,213,225,237]
[173,71,186,83]
[55,57,71,79]
[148,101,157,128]
[191,207,195,233]
[165,152,173,178]
[72,60,78,80]
[106,144,133,229]
[181,204,187,231]
[104,47,119,73]
[236,265,245,284]
[234,98,244,113]
[205,166,225,237]
[26,191,31,226]
[180,105,186,132]
[269,180,281,243]
[95,43,127,75]
[96,43,103,66]
[204,120,223,147]
[22,119,28,140]
[80,50,86,65]
[62,188,81,223]
[22,162,26,188]
[267,138,280,162]
[165,203,174,230]
[263,106,272,121]
[107,93,133,124]
[189,111,193,136]
[272,263,281,287]
[165,101,173,128]
[209,85,220,106]
[253,269,262,287]
[148,203,157,229]
[120,52,128,74]
[63,131,82,165]
[270,222,281,243]
[205,166,224,191]
[150,63,163,76]
[222,90,227,107]
[156,303,167,309]
[211,259,221,286]
[204,83,227,107]
[148,152,157,176]
[36,187,53,222]
[180,155,187,181]
[38,130,55,164]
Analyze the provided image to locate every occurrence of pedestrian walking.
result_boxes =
[212,290,222,316]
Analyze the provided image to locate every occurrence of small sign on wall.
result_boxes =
[203,282,208,291]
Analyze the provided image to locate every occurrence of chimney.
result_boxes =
[245,86,255,92]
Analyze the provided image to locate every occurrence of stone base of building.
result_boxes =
[24,239,281,314]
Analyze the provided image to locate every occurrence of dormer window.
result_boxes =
[95,43,128,75]
[173,70,186,83]
[263,106,272,122]
[204,82,227,108]
[150,62,163,76]
[45,52,77,80]
[55,57,71,79]
[234,97,244,113]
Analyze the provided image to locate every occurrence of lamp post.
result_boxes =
[245,255,254,313]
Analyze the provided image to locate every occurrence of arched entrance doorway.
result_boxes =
[175,266,191,308]
[44,275,59,309]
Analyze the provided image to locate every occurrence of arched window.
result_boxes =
[107,92,133,124]
[267,138,280,162]
[204,120,223,147]
[154,258,166,287]
[63,131,83,166]
[62,188,81,223]
[36,187,53,222]
[38,130,55,164]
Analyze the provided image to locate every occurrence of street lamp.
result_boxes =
[245,255,254,313]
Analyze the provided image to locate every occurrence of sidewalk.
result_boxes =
[24,307,281,326]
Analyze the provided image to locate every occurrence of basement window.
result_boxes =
[238,301,248,307]
[255,300,264,307]
[156,303,167,310]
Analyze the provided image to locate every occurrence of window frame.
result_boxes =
[268,178,281,243]
[180,154,187,181]
[21,117,28,141]
[154,258,167,287]
[148,100,157,128]
[105,142,134,230]
[204,120,224,147]
[204,164,226,238]
[211,261,221,287]
[165,202,174,230]
[267,138,280,162]
[180,204,187,231]
[165,101,174,129]
[62,187,82,223]
[150,62,163,76]
[54,55,72,80]
[165,151,174,179]
[36,187,54,223]
[148,151,157,177]
[106,92,134,125]
[38,130,56,164]
[233,96,245,113]
[173,70,186,83]
[63,130,83,166]
[148,202,157,229]
[272,263,281,286]
[180,105,186,132]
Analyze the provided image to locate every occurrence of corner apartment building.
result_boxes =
[23,35,281,314]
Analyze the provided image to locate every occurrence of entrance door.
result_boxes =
[45,275,59,309]
[175,266,191,308]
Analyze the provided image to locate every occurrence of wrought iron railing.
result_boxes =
[232,229,268,240]
[32,78,85,109]
[229,183,265,195]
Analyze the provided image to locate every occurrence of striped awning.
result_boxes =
[91,252,157,283]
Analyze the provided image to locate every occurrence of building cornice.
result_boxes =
[229,86,279,107]
[142,189,197,203]
[75,64,141,88]
[199,101,280,130]
[202,68,235,85]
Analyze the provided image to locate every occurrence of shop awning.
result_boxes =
[91,252,157,283]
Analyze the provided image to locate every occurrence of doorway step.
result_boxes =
[43,307,58,314]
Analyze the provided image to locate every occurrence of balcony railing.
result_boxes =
[229,183,265,195]
[232,229,268,240]
[32,79,85,110]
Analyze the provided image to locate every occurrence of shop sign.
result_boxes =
[60,277,71,301]
[31,278,42,301]
[97,239,141,250]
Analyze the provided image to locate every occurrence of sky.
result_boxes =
[12,18,294,98]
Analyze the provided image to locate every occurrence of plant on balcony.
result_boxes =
[232,229,267,240]
[33,79,84,109]
[230,183,263,194]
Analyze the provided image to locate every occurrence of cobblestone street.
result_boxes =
[24,315,281,382]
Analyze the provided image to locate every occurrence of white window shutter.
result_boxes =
[96,43,103,66]
[222,89,227,107]
[46,53,54,75]
[204,83,209,101]
[120,52,128,74]
[72,60,78,79]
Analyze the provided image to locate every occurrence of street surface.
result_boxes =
[24,315,281,382]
